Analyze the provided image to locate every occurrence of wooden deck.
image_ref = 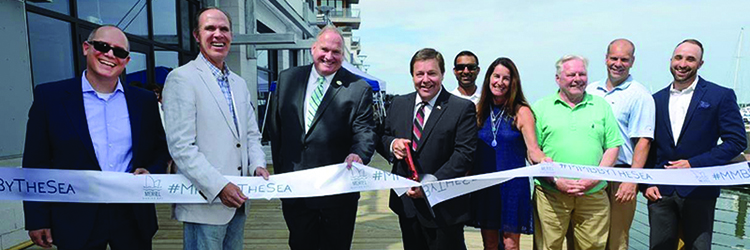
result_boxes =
[151,154,533,249]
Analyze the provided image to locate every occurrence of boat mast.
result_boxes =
[733,28,743,92]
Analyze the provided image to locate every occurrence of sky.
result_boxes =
[352,0,750,104]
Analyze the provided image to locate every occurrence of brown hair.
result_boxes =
[476,57,530,127]
[193,7,233,34]
[410,48,445,76]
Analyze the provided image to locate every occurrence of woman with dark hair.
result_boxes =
[468,57,548,250]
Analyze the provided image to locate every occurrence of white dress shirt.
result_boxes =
[668,76,699,145]
[304,68,336,132]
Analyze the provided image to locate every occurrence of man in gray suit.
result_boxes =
[162,7,269,250]
[266,26,376,250]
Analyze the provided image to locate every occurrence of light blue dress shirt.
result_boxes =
[82,72,133,172]
[587,75,655,165]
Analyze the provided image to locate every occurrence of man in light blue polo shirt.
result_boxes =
[586,39,655,250]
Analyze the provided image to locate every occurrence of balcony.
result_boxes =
[327,8,360,29]
[350,36,360,51]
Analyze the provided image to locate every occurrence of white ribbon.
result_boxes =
[1,162,748,207]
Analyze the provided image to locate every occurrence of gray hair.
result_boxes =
[555,55,588,75]
[315,25,345,48]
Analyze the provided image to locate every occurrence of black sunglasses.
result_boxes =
[87,40,130,59]
[455,64,478,71]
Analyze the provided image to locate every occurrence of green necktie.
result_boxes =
[307,76,326,131]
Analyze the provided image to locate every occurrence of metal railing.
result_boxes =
[327,8,360,19]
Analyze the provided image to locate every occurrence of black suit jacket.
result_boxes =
[647,77,747,198]
[379,90,477,228]
[267,65,376,208]
[22,77,170,249]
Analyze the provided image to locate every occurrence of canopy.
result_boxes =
[342,61,386,92]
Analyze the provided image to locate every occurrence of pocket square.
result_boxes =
[698,101,710,109]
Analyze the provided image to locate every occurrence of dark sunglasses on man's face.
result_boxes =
[87,40,130,59]
[455,64,478,71]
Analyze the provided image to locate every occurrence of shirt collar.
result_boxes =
[595,75,633,93]
[452,86,481,98]
[415,86,443,108]
[81,70,124,94]
[554,91,592,108]
[199,53,230,79]
[670,75,699,94]
[310,67,337,86]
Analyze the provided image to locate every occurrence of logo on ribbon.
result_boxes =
[143,176,163,200]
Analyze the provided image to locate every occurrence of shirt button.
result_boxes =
[108,144,112,148]
[236,143,241,148]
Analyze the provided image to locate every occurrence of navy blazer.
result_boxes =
[647,77,747,198]
[22,76,170,249]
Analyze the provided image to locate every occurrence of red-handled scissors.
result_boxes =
[404,141,419,181]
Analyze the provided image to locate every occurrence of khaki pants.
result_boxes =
[533,185,610,250]
[606,181,637,250]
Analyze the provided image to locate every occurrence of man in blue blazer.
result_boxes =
[645,39,747,250]
[22,25,170,249]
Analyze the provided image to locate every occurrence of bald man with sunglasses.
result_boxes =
[22,25,170,249]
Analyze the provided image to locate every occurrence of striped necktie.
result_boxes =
[307,76,326,131]
[412,102,427,151]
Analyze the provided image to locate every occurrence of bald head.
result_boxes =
[607,39,634,57]
[605,39,635,86]
[88,25,129,50]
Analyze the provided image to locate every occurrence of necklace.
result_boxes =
[490,106,504,147]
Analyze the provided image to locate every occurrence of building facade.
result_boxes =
[0,0,351,247]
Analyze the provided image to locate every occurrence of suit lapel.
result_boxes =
[193,61,239,139]
[402,93,417,139]
[64,78,99,169]
[124,86,142,164]
[228,75,244,138]
[294,66,312,131]
[417,90,449,153]
[306,71,345,135]
[676,78,707,145]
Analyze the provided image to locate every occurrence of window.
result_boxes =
[27,12,75,86]
[152,0,178,45]
[26,0,199,90]
[27,0,70,15]
[125,51,147,86]
[155,50,179,85]
[77,0,148,36]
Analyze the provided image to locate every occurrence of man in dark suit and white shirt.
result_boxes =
[380,48,477,250]
[266,25,376,250]
[23,25,170,249]
[645,39,747,250]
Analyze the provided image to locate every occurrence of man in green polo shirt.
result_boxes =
[532,55,622,250]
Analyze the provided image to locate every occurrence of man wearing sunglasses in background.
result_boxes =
[22,25,170,249]
[450,50,481,105]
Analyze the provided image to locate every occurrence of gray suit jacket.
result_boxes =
[162,57,265,225]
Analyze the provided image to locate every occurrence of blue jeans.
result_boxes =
[183,206,246,250]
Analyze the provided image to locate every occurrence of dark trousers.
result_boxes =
[57,204,151,250]
[282,199,358,250]
[398,215,467,250]
[647,193,716,250]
